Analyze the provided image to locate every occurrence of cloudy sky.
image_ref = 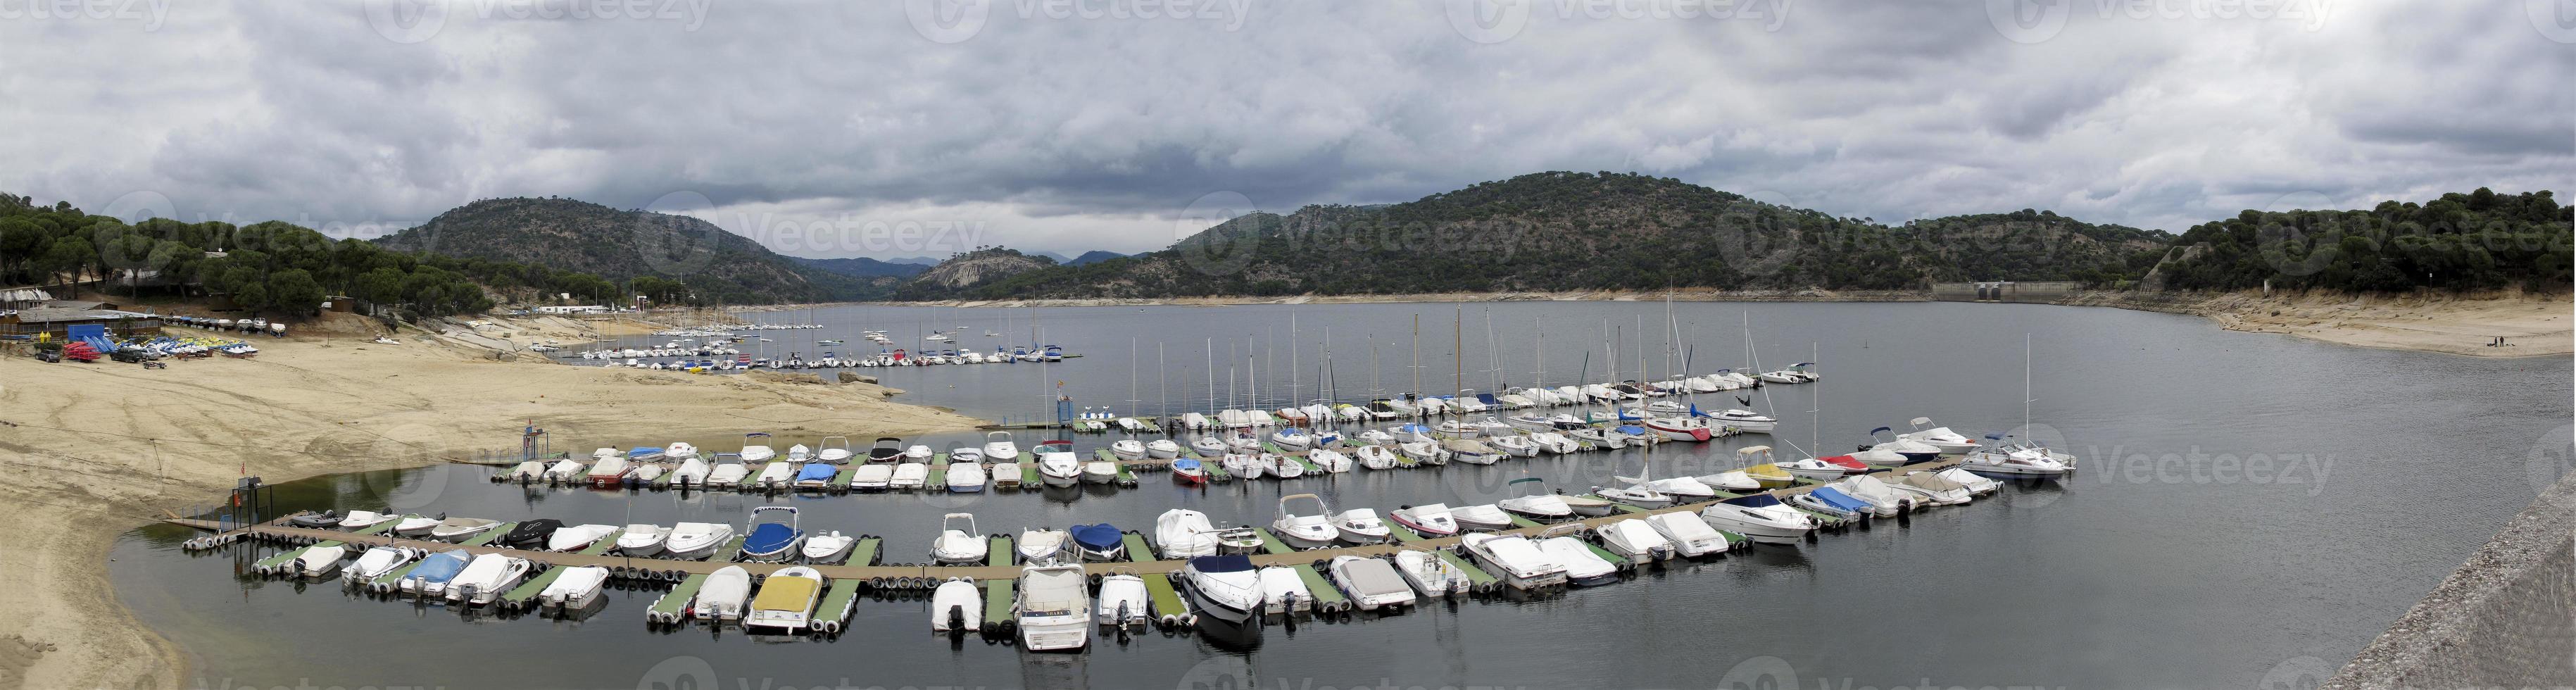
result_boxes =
[3,1,2568,258]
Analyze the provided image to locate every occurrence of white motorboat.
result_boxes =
[1110,439,1147,460]
[1459,533,1567,590]
[1901,417,1980,454]
[1595,518,1674,563]
[1180,554,1266,623]
[1259,565,1318,615]
[1700,494,1818,544]
[1646,511,1732,558]
[1271,427,1312,451]
[753,461,796,489]
[547,524,621,552]
[446,553,533,606]
[1307,448,1352,472]
[1640,415,1715,441]
[1081,458,1119,484]
[849,463,893,491]
[667,456,711,487]
[1018,528,1071,563]
[1830,475,1916,517]
[391,515,441,537]
[1154,509,1219,559]
[1779,453,1871,482]
[540,565,611,610]
[1389,503,1459,537]
[344,546,414,584]
[1488,434,1540,457]
[948,460,988,492]
[1271,494,1338,549]
[1331,508,1393,544]
[1642,475,1719,501]
[1398,440,1447,465]
[1391,423,1435,444]
[1220,453,1267,480]
[930,578,982,632]
[1355,428,1397,445]
[1433,419,1478,439]
[542,459,584,483]
[931,513,988,565]
[664,522,734,560]
[1892,471,1975,506]
[904,444,936,463]
[1267,453,1305,479]
[817,437,855,464]
[295,544,346,577]
[1355,444,1400,470]
[1569,427,1625,449]
[693,566,753,620]
[1181,412,1211,429]
[1038,444,1083,487]
[1145,439,1183,459]
[1010,563,1092,648]
[1596,472,1672,508]
[785,444,812,463]
[706,458,750,489]
[1190,437,1228,458]
[1096,567,1152,629]
[664,441,700,461]
[1533,525,1619,586]
[889,462,928,490]
[983,431,1020,460]
[1936,467,2003,495]
[1528,432,1581,454]
[1393,549,1471,597]
[1450,503,1514,532]
[1960,437,2076,477]
[1328,556,1417,610]
[738,432,777,463]
[1701,408,1778,433]
[746,566,824,631]
[429,517,501,541]
[802,530,857,563]
[336,510,397,530]
[1496,477,1572,520]
[615,524,671,556]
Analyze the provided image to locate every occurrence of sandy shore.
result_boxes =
[0,318,984,690]
[2064,289,2571,358]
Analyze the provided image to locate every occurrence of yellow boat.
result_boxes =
[1737,446,1796,489]
[744,566,823,630]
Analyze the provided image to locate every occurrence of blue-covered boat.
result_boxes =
[1069,523,1125,561]
[739,506,803,562]
[1792,486,1873,520]
[398,549,472,596]
[1171,458,1207,484]
[627,446,665,461]
[793,463,839,489]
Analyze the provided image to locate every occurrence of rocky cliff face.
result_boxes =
[909,248,1055,290]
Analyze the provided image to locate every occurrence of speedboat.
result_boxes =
[429,517,501,541]
[1069,523,1126,561]
[1960,435,2076,477]
[616,524,671,556]
[1433,419,1479,439]
[1271,494,1338,549]
[1459,533,1567,591]
[1866,427,1945,464]
[1171,458,1209,484]
[752,461,795,489]
[397,549,472,597]
[889,462,928,490]
[446,553,533,606]
[664,522,734,560]
[1936,467,2003,496]
[1180,555,1265,623]
[1018,528,1070,563]
[1389,503,1458,537]
[1259,565,1316,615]
[1830,475,1916,517]
[738,432,777,463]
[745,566,824,631]
[739,506,803,562]
[1145,439,1183,459]
[1559,492,1616,516]
[1533,526,1619,586]
[296,544,346,577]
[1695,470,1765,494]
[541,566,612,610]
[1779,453,1871,481]
[1332,508,1393,544]
[1355,444,1400,470]
[948,458,988,492]
[864,437,902,463]
[802,530,857,563]
[1792,485,1876,520]
[1699,407,1777,433]
[1901,417,1980,454]
[1595,518,1674,563]
[786,444,812,463]
[691,567,754,621]
[1037,444,1083,487]
[1450,503,1514,532]
[849,463,893,491]
[663,441,699,461]
[1328,556,1418,610]
[1190,437,1228,458]
[819,437,857,464]
[930,578,982,632]
[1394,549,1471,597]
[337,510,398,530]
[1110,439,1147,460]
[1641,414,1714,441]
[1734,446,1796,489]
[1646,511,1732,558]
[1081,458,1119,484]
[541,459,584,483]
[905,444,935,463]
[1214,526,1264,556]
[705,458,750,489]
[1597,474,1672,508]
[344,546,414,584]
[1154,509,1219,558]
[547,523,621,552]
[1644,475,1719,501]
[1016,563,1094,651]
[1497,477,1573,520]
[793,462,839,490]
[1701,494,1819,544]
[1892,471,1975,506]
[983,431,1020,460]
[1355,427,1397,445]
[931,513,987,565]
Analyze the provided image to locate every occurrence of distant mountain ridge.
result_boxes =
[373,197,883,303]
[791,256,931,279]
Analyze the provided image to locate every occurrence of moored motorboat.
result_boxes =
[616,524,671,556]
[745,566,825,631]
[1646,511,1732,558]
[1936,467,2002,496]
[1901,417,1980,454]
[1037,443,1083,487]
[983,431,1020,460]
[1271,494,1338,549]
[295,544,347,577]
[931,513,987,565]
[1496,477,1572,520]
[1533,525,1619,586]
[344,546,415,584]
[739,506,803,562]
[801,530,857,563]
[547,523,621,552]
[397,549,471,597]
[849,463,893,491]
[540,565,611,610]
[1154,509,1218,559]
[930,578,981,632]
[1393,548,1471,597]
[889,462,928,490]
[1171,458,1209,484]
[693,565,753,620]
[1332,508,1393,544]
[1145,439,1183,459]
[1179,554,1265,624]
[446,553,533,606]
[1389,503,1459,537]
[1070,523,1126,561]
[1110,439,1147,460]
[1081,458,1119,484]
[793,462,839,490]
[1449,503,1513,532]
[1096,567,1152,629]
[1595,518,1673,563]
[1459,533,1567,590]
[429,517,501,541]
[1017,527,1070,563]
[1700,494,1818,544]
[1355,444,1400,470]
[1307,448,1352,472]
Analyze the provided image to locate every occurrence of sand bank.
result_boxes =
[0,318,984,690]
[2064,289,2570,358]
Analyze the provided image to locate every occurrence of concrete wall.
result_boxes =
[2328,475,2576,689]
[1929,281,2080,303]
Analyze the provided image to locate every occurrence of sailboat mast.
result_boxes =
[1453,307,1464,406]
[1409,314,1421,400]
[1159,342,1168,418]
[1290,313,1300,411]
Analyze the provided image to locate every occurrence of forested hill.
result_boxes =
[2150,188,2571,292]
[374,197,884,304]
[919,172,2175,300]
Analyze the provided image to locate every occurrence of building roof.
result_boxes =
[7,308,156,324]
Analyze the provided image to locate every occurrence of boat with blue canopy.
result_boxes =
[740,506,803,562]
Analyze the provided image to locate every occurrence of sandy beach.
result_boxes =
[0,317,984,690]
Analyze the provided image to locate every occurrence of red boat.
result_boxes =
[1171,458,1207,484]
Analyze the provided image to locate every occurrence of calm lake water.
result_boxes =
[115,301,2574,690]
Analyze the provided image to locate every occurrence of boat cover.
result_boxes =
[408,551,470,584]
[1188,554,1255,573]
[743,523,800,555]
[795,464,838,482]
[1070,524,1122,552]
[1172,458,1202,472]
[1806,487,1873,513]
[1723,494,1788,508]
[750,575,819,613]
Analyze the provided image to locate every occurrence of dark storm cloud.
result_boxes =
[0,0,2563,255]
